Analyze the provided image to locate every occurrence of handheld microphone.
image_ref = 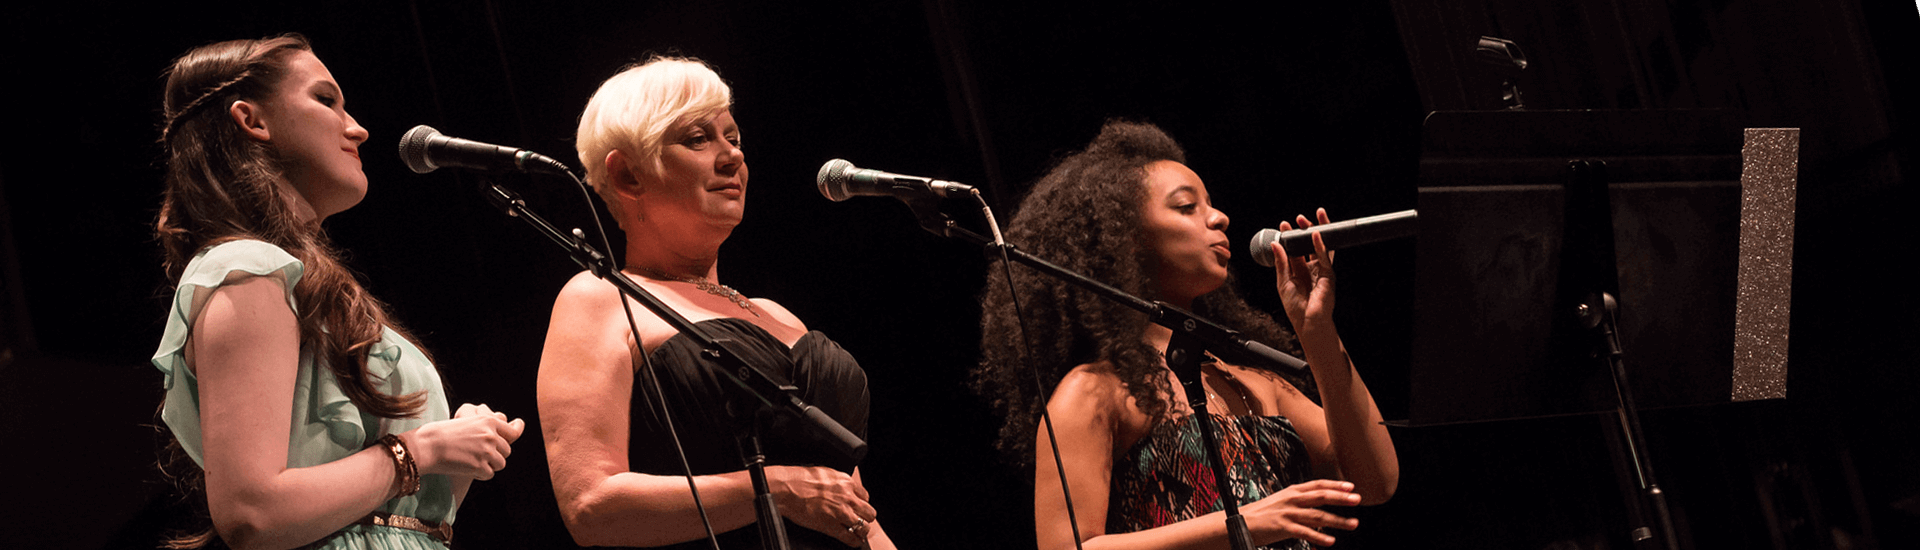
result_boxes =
[816,159,974,202]
[1249,209,1419,267]
[398,125,572,176]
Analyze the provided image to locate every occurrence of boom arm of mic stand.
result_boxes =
[943,223,1308,373]
[480,182,869,462]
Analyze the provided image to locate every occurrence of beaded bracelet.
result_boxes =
[379,434,421,497]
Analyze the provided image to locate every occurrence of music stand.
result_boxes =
[1403,109,1795,548]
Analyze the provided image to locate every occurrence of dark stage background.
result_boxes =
[2,1,1915,549]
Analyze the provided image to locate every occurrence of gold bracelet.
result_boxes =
[379,434,421,497]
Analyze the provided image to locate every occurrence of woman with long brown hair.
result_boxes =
[151,34,524,550]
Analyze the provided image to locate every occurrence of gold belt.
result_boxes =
[354,511,452,544]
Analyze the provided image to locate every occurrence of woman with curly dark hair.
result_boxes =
[151,34,524,550]
[975,121,1398,550]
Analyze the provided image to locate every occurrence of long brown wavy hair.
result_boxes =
[972,120,1308,466]
[153,34,430,548]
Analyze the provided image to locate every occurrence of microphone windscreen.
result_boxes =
[1249,229,1283,268]
[817,159,855,201]
[398,125,441,174]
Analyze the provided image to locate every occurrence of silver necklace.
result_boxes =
[632,267,759,317]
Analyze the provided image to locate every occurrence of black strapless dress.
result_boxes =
[626,317,870,550]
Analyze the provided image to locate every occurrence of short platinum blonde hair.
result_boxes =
[575,57,732,191]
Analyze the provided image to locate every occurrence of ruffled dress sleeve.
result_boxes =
[153,240,305,466]
[151,240,457,549]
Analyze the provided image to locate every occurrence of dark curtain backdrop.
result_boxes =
[1,1,1913,549]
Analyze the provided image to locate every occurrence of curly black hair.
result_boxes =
[972,120,1308,466]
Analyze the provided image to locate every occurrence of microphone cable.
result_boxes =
[563,170,726,550]
[975,190,1086,550]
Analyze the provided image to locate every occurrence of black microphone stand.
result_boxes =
[907,193,1289,550]
[742,409,791,549]
[1562,161,1679,550]
[478,181,867,550]
[1164,331,1258,550]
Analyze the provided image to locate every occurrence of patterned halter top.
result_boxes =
[1106,412,1316,550]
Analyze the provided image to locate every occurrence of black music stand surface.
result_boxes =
[1405,109,1749,427]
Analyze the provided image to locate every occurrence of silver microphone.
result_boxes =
[1249,209,1419,267]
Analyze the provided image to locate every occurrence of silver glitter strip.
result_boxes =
[1733,128,1797,401]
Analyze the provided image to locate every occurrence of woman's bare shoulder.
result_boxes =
[1055,361,1129,402]
[1051,361,1161,439]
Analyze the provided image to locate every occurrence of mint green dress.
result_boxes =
[152,240,457,549]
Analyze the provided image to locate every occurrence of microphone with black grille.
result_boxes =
[398,125,572,176]
[816,159,973,202]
